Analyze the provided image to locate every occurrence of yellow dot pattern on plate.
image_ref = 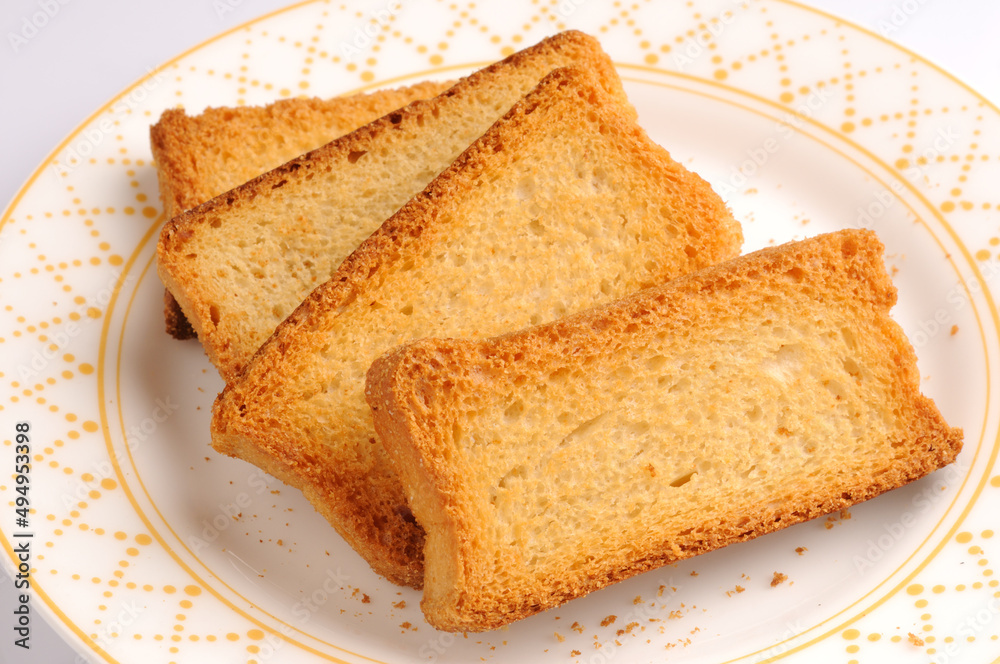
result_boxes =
[2,1,999,662]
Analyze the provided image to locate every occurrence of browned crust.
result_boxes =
[149,80,451,339]
[366,229,964,631]
[158,30,629,380]
[231,64,736,369]
[207,63,638,589]
[162,288,196,339]
[210,57,740,588]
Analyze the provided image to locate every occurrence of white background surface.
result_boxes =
[1,1,999,662]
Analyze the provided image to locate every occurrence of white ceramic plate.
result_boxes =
[2,1,999,663]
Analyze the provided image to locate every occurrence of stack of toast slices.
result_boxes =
[150,79,452,339]
[153,30,962,632]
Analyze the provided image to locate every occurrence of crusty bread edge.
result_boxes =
[367,229,964,631]
[212,423,425,588]
[150,82,453,341]
[209,63,643,589]
[159,30,630,381]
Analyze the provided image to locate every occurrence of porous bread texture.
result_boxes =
[150,81,453,220]
[211,65,743,589]
[150,80,450,339]
[158,30,631,379]
[366,229,964,632]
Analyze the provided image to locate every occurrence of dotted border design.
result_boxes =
[1,1,999,663]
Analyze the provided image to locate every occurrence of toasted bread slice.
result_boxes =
[157,30,632,378]
[365,229,963,631]
[211,65,743,588]
[150,81,452,339]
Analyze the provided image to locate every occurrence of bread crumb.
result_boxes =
[771,572,787,587]
[689,570,698,576]
[570,650,581,657]
[392,600,406,609]
[571,621,584,634]
[795,546,808,555]
[615,622,640,637]
[908,632,924,646]
[554,632,565,643]
[951,325,959,335]
[657,584,677,597]
[633,595,643,605]
[824,509,850,528]
[726,585,745,597]
[600,615,617,627]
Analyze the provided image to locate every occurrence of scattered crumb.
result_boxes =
[951,325,959,336]
[824,509,852,529]
[689,570,698,577]
[571,650,581,657]
[771,572,787,587]
[361,594,371,604]
[600,615,617,627]
[276,539,283,546]
[615,622,640,637]
[633,595,643,605]
[726,585,745,597]
[392,600,407,609]
[554,632,565,643]
[741,573,750,581]
[571,621,584,634]
[795,546,808,555]
[908,632,925,647]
